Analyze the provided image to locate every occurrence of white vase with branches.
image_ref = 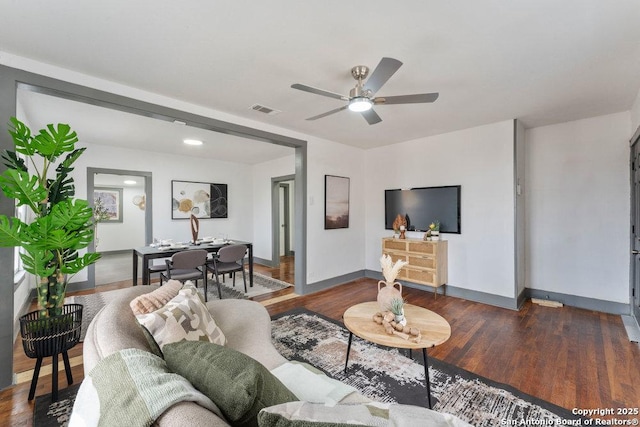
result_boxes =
[377,254,408,311]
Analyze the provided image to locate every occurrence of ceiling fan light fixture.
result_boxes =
[348,97,373,112]
[291,58,438,124]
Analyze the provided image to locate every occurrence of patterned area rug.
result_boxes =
[205,271,292,300]
[33,383,81,427]
[66,272,291,341]
[271,309,584,427]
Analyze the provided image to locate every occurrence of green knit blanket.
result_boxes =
[72,348,219,427]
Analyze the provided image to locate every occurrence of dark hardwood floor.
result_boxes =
[2,254,639,426]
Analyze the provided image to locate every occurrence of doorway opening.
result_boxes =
[272,175,295,284]
[87,168,152,287]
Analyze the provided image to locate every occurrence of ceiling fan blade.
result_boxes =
[306,105,349,121]
[291,83,349,101]
[363,57,403,94]
[374,93,439,105]
[361,108,382,125]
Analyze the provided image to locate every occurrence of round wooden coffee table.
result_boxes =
[343,301,451,408]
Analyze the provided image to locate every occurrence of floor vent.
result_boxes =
[250,104,281,116]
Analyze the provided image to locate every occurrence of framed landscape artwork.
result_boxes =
[171,180,228,219]
[93,187,123,223]
[324,175,350,229]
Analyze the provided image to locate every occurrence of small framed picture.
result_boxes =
[94,187,123,222]
[324,175,350,229]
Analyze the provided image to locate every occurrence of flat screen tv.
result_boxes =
[385,185,461,233]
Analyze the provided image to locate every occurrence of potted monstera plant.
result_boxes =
[0,117,100,399]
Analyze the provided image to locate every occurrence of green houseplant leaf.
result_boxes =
[0,216,26,247]
[47,148,85,206]
[51,199,94,231]
[0,169,48,213]
[20,247,56,278]
[32,123,78,160]
[1,150,28,172]
[62,252,102,275]
[0,117,100,318]
[8,116,36,157]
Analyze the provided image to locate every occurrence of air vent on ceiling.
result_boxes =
[250,103,281,116]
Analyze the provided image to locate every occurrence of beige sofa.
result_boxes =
[83,286,287,426]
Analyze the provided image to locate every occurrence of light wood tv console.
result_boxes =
[381,237,448,297]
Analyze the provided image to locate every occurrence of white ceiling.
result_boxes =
[17,89,295,165]
[2,1,640,153]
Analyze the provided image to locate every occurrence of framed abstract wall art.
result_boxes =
[171,180,228,219]
[324,175,350,229]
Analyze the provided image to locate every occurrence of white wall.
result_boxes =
[76,143,255,242]
[95,185,146,251]
[525,112,630,303]
[305,137,366,286]
[364,120,516,298]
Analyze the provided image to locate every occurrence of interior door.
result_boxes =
[631,136,640,320]
[279,186,285,256]
[271,175,295,268]
[279,183,291,256]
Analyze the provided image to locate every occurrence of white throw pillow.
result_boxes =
[271,362,357,406]
[258,401,474,427]
[136,284,226,349]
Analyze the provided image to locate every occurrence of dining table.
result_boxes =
[132,239,254,287]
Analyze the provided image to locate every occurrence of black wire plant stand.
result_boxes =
[19,304,83,401]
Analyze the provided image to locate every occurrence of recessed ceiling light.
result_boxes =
[183,139,203,146]
[124,180,137,185]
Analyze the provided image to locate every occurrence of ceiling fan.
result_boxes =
[291,57,439,125]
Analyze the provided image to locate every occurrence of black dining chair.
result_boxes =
[148,259,170,285]
[161,249,209,300]
[207,244,248,299]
